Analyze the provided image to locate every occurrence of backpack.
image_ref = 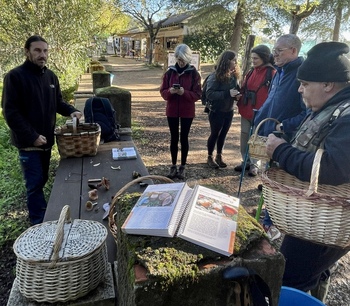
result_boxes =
[201,74,211,106]
[84,97,120,142]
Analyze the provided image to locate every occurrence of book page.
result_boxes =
[121,182,188,237]
[177,185,239,256]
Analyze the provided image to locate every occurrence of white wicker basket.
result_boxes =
[262,149,350,248]
[13,205,108,303]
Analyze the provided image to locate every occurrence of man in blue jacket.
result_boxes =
[254,34,306,139]
[254,34,307,240]
[266,41,350,303]
[1,35,82,225]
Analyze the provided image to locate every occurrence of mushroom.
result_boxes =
[88,189,98,201]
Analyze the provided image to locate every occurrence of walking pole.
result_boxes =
[255,193,264,221]
[237,109,258,197]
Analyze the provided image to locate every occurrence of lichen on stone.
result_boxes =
[116,190,267,283]
[96,86,130,95]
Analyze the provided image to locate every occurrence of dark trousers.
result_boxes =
[207,110,233,155]
[167,117,193,166]
[19,150,51,225]
[281,234,348,295]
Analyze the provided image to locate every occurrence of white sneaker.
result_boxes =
[264,225,281,241]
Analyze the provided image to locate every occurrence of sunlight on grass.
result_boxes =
[132,119,148,145]
[0,111,65,246]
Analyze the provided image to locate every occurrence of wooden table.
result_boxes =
[45,137,150,262]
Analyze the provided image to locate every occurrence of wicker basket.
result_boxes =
[55,117,101,158]
[13,205,108,303]
[108,175,174,241]
[248,118,280,161]
[261,149,350,248]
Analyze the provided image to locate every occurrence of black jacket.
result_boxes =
[2,60,77,149]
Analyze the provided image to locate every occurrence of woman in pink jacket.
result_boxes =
[160,44,202,179]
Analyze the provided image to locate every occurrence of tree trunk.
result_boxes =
[230,1,245,52]
[148,35,154,65]
[333,4,343,41]
[289,15,301,34]
[241,35,255,82]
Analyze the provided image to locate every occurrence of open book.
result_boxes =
[121,182,240,256]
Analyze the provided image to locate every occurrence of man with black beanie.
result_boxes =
[266,41,350,302]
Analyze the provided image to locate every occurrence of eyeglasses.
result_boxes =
[272,47,292,54]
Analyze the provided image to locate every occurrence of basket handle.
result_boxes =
[50,205,72,265]
[250,118,280,142]
[108,175,174,238]
[305,148,324,197]
[72,116,78,134]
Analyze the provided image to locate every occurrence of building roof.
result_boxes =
[156,12,192,27]
[120,12,192,36]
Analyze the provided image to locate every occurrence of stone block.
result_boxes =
[113,193,285,306]
[93,71,111,94]
[96,86,132,128]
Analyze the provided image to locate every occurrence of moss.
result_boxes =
[116,191,266,290]
[234,205,266,254]
[90,64,105,72]
[90,60,101,65]
[92,70,110,74]
[96,86,130,95]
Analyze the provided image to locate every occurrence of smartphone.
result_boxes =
[173,84,180,89]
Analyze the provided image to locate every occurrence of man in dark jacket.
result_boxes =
[254,34,307,241]
[254,34,306,139]
[1,35,82,225]
[266,41,350,303]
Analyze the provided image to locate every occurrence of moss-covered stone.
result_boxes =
[116,191,265,279]
[115,190,282,306]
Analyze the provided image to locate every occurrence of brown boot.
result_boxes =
[215,154,227,168]
[207,155,219,169]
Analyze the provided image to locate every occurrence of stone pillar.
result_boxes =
[93,71,111,94]
[96,86,131,128]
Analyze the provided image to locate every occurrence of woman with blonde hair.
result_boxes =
[160,44,202,179]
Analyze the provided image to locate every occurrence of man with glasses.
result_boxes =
[253,34,307,240]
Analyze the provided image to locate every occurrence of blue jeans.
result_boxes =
[263,210,273,227]
[19,150,51,225]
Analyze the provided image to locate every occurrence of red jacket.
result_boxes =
[160,65,202,118]
[237,65,276,120]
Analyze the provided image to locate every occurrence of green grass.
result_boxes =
[0,103,65,246]
[131,119,148,145]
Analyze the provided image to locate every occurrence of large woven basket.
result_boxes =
[108,175,174,241]
[248,118,280,161]
[261,149,350,248]
[13,205,108,303]
[55,117,101,158]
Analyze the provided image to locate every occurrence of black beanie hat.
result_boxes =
[251,45,271,64]
[297,42,350,82]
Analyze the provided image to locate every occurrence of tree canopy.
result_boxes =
[0,0,129,98]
